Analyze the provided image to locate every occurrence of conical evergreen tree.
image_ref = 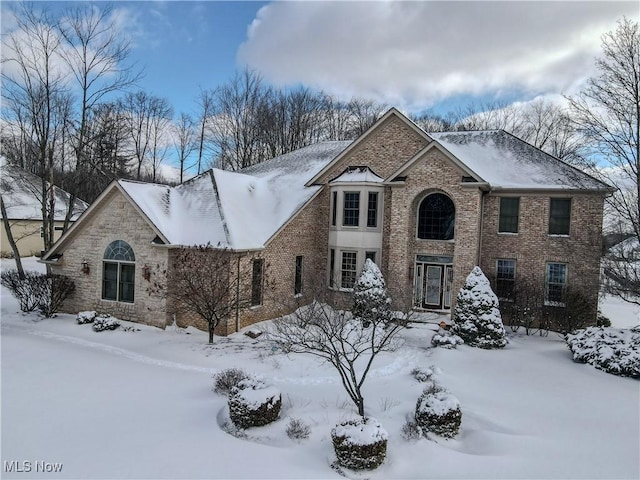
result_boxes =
[452,266,506,349]
[353,259,392,325]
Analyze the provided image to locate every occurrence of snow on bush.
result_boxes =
[76,311,97,324]
[431,330,465,349]
[411,366,435,382]
[353,259,392,325]
[286,418,311,440]
[228,377,281,429]
[331,416,388,470]
[566,326,640,377]
[452,267,506,349]
[415,384,462,439]
[213,368,251,396]
[91,315,120,332]
[401,420,422,442]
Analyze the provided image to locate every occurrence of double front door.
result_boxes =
[415,260,453,310]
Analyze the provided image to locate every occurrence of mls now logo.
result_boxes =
[4,460,63,473]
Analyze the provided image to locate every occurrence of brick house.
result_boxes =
[42,108,611,334]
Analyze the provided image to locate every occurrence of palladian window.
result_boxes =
[417,193,455,240]
[102,240,135,303]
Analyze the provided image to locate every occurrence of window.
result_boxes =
[251,259,264,306]
[331,191,337,226]
[549,198,571,235]
[102,240,135,303]
[294,256,303,295]
[341,251,357,289]
[499,197,519,233]
[367,192,378,228]
[343,192,360,227]
[546,263,567,304]
[496,259,516,300]
[365,251,376,263]
[417,193,455,240]
[329,249,336,288]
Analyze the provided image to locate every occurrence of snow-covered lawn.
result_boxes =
[1,258,639,479]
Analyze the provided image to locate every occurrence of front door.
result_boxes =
[415,260,453,310]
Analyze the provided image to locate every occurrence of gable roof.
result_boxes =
[429,130,611,192]
[0,163,88,221]
[117,141,351,250]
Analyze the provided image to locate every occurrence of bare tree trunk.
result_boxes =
[0,195,25,278]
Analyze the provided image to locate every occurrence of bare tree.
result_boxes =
[346,97,388,138]
[172,113,197,183]
[566,18,640,299]
[155,246,257,344]
[194,88,215,175]
[269,260,409,417]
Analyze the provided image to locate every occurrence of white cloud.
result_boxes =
[237,1,637,111]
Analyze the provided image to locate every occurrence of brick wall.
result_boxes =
[51,188,170,328]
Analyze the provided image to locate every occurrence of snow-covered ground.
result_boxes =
[1,258,638,479]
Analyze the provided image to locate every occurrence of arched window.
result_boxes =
[417,193,455,240]
[102,240,135,303]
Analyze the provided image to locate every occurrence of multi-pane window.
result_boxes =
[251,259,264,306]
[341,251,357,289]
[417,193,455,240]
[343,192,360,227]
[367,192,378,228]
[102,240,135,303]
[546,263,567,304]
[496,259,516,300]
[331,191,337,226]
[549,198,571,235]
[294,256,303,295]
[499,197,520,233]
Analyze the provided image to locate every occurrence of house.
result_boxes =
[1,162,88,257]
[41,108,612,333]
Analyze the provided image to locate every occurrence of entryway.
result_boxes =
[414,255,453,310]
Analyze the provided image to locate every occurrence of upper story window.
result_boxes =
[417,193,455,240]
[251,258,264,306]
[499,197,520,233]
[549,198,571,235]
[331,191,338,226]
[343,192,360,227]
[294,256,303,296]
[102,240,135,303]
[367,192,378,228]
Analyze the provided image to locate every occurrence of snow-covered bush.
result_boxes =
[431,330,464,349]
[76,311,97,324]
[92,315,120,332]
[352,259,392,326]
[331,416,388,470]
[566,326,640,377]
[415,384,462,438]
[213,368,251,396]
[228,377,281,429]
[401,420,422,442]
[286,418,311,440]
[411,366,436,383]
[452,267,506,349]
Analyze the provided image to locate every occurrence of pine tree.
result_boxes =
[452,266,506,349]
[353,259,392,325]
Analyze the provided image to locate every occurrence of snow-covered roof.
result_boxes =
[430,130,610,191]
[0,163,88,221]
[330,166,384,184]
[119,141,350,250]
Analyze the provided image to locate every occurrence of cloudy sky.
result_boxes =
[1,1,637,116]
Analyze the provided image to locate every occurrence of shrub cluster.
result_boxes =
[92,314,120,332]
[566,326,640,377]
[331,416,388,470]
[213,368,251,396]
[415,383,462,439]
[228,377,281,429]
[431,330,464,349]
[1,269,75,317]
[76,311,98,324]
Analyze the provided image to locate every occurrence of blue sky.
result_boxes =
[4,1,636,118]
